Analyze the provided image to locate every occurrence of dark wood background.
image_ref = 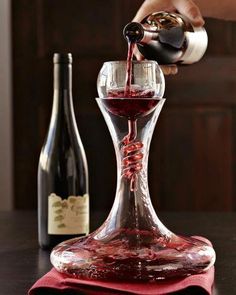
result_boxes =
[12,0,236,211]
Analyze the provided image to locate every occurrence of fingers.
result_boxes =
[133,0,174,22]
[133,0,204,27]
[160,65,178,75]
[173,0,205,26]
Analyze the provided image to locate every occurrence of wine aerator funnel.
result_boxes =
[97,60,165,99]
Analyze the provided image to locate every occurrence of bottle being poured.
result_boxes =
[123,11,208,65]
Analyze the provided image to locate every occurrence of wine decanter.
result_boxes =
[50,60,215,281]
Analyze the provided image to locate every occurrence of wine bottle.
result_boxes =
[123,11,208,64]
[38,53,89,249]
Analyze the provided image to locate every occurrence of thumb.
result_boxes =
[173,0,205,26]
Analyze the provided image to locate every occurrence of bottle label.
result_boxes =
[48,193,89,235]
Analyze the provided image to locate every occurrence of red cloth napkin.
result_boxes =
[29,267,214,295]
[29,237,215,295]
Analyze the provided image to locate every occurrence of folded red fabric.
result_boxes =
[29,237,215,295]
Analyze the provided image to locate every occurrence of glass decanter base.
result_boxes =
[51,228,215,281]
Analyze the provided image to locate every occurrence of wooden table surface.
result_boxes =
[0,211,235,295]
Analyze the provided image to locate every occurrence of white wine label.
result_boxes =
[48,193,89,235]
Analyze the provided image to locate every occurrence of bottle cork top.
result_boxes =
[53,53,73,64]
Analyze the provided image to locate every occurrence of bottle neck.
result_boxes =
[124,21,186,49]
[52,63,74,117]
[123,22,159,44]
[54,62,72,91]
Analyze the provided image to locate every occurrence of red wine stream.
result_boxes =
[124,41,135,97]
[106,41,156,191]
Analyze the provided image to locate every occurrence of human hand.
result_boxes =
[133,0,205,75]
